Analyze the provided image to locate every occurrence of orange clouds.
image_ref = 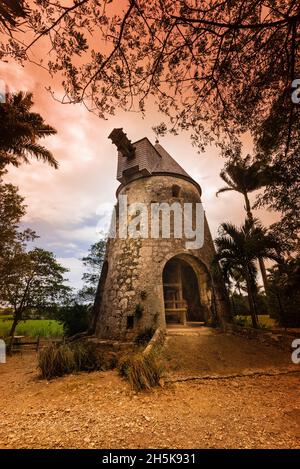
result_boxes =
[0,60,280,288]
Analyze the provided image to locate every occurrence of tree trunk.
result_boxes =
[244,192,253,223]
[258,256,269,292]
[245,267,258,328]
[231,295,236,317]
[244,192,269,293]
[7,313,20,354]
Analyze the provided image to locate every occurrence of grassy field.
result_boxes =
[234,314,277,329]
[0,319,63,338]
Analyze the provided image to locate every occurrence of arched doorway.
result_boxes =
[163,256,208,325]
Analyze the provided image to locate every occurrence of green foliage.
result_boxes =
[230,294,250,316]
[214,218,280,327]
[134,327,155,346]
[231,293,269,317]
[0,173,27,254]
[0,236,71,348]
[0,307,13,316]
[55,303,90,337]
[233,315,273,329]
[38,340,117,379]
[1,247,71,329]
[118,351,163,392]
[78,239,106,303]
[267,257,300,328]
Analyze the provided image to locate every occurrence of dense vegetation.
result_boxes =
[0,2,299,339]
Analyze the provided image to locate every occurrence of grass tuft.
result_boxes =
[118,350,163,392]
[38,343,76,379]
[38,340,117,379]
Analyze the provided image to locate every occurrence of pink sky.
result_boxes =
[0,59,280,289]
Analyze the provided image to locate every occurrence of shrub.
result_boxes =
[38,343,76,379]
[118,350,163,392]
[72,341,117,372]
[38,340,117,379]
[134,327,155,345]
[55,303,90,337]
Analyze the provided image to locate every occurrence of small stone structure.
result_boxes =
[93,129,231,340]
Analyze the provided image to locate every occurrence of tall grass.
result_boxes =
[0,319,63,338]
[234,314,276,329]
[38,341,117,379]
[118,350,164,392]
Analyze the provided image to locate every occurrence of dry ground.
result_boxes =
[163,326,296,377]
[0,329,300,449]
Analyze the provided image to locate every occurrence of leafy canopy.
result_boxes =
[2,1,299,243]
[2,1,299,151]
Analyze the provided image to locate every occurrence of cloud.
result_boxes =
[57,257,85,291]
[1,61,280,290]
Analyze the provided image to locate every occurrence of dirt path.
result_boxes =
[164,326,295,378]
[0,348,299,449]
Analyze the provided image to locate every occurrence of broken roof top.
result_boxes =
[109,129,201,194]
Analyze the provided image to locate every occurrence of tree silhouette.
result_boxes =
[2,1,299,243]
[0,92,58,168]
[0,0,28,33]
[214,218,280,327]
[216,154,270,290]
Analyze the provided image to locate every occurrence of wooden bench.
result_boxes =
[165,300,187,325]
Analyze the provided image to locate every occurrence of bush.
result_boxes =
[231,293,269,316]
[118,350,163,392]
[55,303,90,337]
[38,343,76,379]
[134,327,155,345]
[233,316,248,327]
[38,340,117,379]
[72,341,117,372]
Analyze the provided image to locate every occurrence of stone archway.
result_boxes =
[162,254,213,326]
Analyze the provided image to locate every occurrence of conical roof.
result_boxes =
[152,142,190,178]
[110,129,201,195]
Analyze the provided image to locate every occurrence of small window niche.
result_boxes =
[126,315,134,329]
[172,184,181,198]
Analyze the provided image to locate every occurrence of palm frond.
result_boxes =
[21,143,58,169]
[216,186,235,197]
[0,91,58,169]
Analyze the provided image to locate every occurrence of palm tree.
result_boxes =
[216,155,269,290]
[0,92,58,168]
[214,219,280,328]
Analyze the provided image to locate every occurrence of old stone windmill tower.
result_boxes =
[93,129,230,339]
